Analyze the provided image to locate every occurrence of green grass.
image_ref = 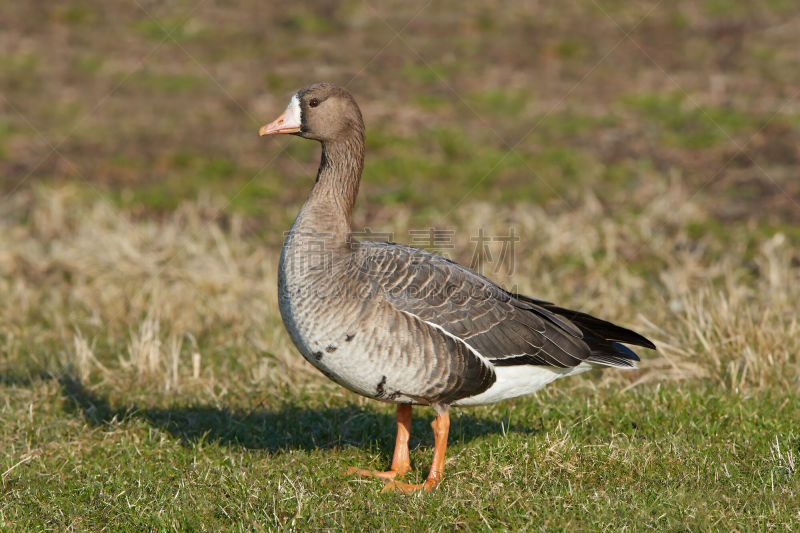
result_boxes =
[281,8,338,35]
[130,71,210,94]
[467,88,530,116]
[2,378,797,530]
[624,92,756,149]
[135,17,207,44]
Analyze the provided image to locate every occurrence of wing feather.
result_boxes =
[351,241,653,370]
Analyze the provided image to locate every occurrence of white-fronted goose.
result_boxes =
[259,83,655,492]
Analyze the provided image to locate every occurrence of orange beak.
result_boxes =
[259,104,302,136]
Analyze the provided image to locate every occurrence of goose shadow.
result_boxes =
[1,369,58,387]
[58,376,540,453]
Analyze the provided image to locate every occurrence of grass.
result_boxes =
[2,379,797,530]
[1,184,798,530]
[1,0,800,530]
[625,92,756,149]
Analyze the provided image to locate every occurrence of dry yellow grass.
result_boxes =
[1,181,797,399]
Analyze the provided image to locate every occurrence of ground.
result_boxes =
[1,1,799,530]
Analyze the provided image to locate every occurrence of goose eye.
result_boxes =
[309,98,320,108]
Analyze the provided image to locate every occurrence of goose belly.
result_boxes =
[281,308,383,398]
[452,363,593,406]
[278,259,391,399]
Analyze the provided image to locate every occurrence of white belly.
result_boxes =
[278,243,395,399]
[453,363,593,406]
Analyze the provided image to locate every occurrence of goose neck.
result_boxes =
[294,133,365,243]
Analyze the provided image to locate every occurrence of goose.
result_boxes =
[259,83,655,493]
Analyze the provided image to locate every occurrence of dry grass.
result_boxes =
[1,180,797,399]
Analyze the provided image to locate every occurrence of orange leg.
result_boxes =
[347,404,412,480]
[382,409,450,493]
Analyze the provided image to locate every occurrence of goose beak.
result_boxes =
[259,109,301,135]
[259,99,302,136]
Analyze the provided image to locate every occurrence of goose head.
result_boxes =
[259,83,364,143]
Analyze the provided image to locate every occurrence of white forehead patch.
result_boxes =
[286,94,301,124]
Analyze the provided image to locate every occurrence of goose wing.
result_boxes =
[352,242,648,369]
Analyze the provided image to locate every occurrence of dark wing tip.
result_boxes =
[606,325,656,351]
[611,341,641,361]
[541,304,656,351]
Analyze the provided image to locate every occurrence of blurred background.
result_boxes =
[2,0,798,223]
